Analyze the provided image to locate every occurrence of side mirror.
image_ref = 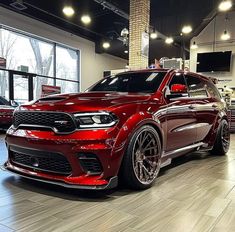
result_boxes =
[10,100,19,107]
[165,85,188,100]
[170,84,188,94]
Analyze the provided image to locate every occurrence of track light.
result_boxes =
[62,6,75,17]
[191,41,198,49]
[218,0,232,11]
[121,28,129,37]
[124,50,128,54]
[165,37,174,44]
[103,42,111,49]
[10,0,27,10]
[182,25,192,34]
[221,30,231,40]
[81,15,91,25]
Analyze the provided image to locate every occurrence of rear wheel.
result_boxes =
[120,125,162,190]
[211,119,230,156]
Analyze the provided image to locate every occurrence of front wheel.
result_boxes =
[120,125,162,190]
[210,119,230,156]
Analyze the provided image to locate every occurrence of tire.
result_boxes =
[210,119,230,156]
[120,125,162,190]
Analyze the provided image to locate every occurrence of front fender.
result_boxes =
[113,111,164,154]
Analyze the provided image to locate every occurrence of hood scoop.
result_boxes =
[37,97,68,103]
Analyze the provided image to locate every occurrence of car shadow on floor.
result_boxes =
[1,151,223,201]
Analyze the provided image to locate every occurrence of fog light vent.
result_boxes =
[78,153,103,175]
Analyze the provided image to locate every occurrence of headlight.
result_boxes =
[74,112,118,129]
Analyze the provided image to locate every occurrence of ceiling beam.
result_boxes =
[93,0,167,39]
[93,0,190,53]
[93,0,129,19]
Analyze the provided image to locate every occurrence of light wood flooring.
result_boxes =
[1,133,235,232]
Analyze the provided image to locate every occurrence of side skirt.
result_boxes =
[160,142,206,168]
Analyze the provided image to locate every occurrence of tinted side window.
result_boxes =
[206,81,221,100]
[169,74,187,89]
[185,75,208,98]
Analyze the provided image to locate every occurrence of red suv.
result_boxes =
[4,69,230,190]
[0,97,14,130]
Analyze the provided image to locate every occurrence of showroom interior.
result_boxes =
[0,0,235,231]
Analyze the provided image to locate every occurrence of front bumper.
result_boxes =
[0,115,13,129]
[4,127,126,189]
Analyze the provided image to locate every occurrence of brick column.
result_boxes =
[129,0,150,70]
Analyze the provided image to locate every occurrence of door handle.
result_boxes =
[188,105,195,110]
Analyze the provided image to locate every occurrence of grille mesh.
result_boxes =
[10,149,72,175]
[78,153,103,175]
[13,111,76,133]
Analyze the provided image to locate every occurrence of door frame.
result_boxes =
[9,70,36,102]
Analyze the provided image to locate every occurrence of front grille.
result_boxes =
[13,111,76,133]
[10,147,72,175]
[78,153,103,175]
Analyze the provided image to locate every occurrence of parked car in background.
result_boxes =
[4,69,230,190]
[0,97,15,130]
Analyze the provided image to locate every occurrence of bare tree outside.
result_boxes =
[0,29,17,99]
[29,38,54,99]
[0,28,79,102]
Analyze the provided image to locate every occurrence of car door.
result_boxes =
[184,74,218,142]
[165,72,197,152]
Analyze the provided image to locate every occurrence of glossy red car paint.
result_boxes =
[4,69,229,189]
[0,105,14,130]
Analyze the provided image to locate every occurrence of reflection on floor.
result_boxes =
[1,132,235,232]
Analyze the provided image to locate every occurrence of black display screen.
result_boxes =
[197,51,232,72]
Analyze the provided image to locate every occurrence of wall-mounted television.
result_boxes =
[196,51,232,72]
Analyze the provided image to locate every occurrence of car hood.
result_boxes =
[0,105,15,111]
[20,92,152,113]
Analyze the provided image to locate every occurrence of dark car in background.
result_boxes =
[4,69,230,190]
[0,97,14,130]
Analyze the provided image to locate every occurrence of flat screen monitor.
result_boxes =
[196,51,232,72]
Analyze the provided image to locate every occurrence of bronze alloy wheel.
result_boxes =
[132,128,161,185]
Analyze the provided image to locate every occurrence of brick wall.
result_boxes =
[129,0,150,70]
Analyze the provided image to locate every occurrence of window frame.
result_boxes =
[165,72,190,98]
[205,80,222,100]
[184,74,209,99]
[0,24,80,92]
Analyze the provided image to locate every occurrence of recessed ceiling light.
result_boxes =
[182,25,192,34]
[165,37,174,44]
[62,6,75,17]
[124,50,128,54]
[150,32,158,39]
[103,42,110,49]
[221,30,231,40]
[81,15,91,25]
[219,0,232,11]
[191,41,198,49]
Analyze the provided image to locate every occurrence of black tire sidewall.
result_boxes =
[212,119,230,155]
[121,125,162,190]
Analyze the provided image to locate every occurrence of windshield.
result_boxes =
[0,97,10,106]
[88,72,166,93]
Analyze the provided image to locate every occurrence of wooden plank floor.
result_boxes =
[1,133,235,232]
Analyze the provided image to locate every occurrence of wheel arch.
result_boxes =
[206,110,229,147]
[114,114,164,175]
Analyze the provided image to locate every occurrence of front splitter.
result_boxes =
[1,164,118,190]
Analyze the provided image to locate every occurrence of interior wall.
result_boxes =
[190,12,235,88]
[0,6,127,91]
